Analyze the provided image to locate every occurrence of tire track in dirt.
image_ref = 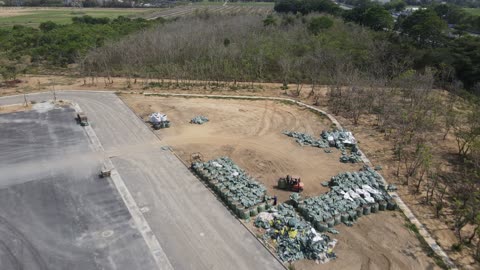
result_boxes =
[254,101,270,136]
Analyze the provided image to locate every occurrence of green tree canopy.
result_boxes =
[362,5,394,30]
[343,4,393,31]
[307,16,334,35]
[400,9,447,47]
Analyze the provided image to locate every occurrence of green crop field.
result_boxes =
[464,8,480,16]
[0,8,157,28]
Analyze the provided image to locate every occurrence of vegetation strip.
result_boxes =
[144,91,457,269]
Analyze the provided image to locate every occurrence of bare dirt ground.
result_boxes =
[336,114,480,269]
[0,75,290,98]
[121,94,440,270]
[122,95,357,202]
[0,8,35,17]
[294,212,439,270]
[0,103,31,114]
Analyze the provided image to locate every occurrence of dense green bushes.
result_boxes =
[274,0,340,15]
[0,15,164,68]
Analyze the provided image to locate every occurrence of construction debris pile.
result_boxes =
[321,130,362,163]
[255,203,337,263]
[282,131,329,148]
[339,144,363,163]
[149,112,170,129]
[297,167,396,231]
[190,115,209,125]
[320,130,357,148]
[283,129,363,163]
[192,157,267,219]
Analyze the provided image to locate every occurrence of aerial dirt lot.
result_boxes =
[122,94,440,270]
[122,94,358,202]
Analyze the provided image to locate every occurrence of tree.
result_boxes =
[401,141,432,185]
[39,21,58,32]
[450,36,480,90]
[433,4,468,25]
[274,0,340,15]
[263,14,277,27]
[454,104,480,156]
[400,9,447,47]
[343,4,393,31]
[307,16,333,35]
[362,6,394,30]
[384,0,406,12]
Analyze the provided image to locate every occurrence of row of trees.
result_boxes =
[81,14,402,88]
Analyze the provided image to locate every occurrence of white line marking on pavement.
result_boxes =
[71,102,174,270]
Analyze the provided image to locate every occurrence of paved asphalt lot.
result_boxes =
[0,105,157,270]
[0,92,284,270]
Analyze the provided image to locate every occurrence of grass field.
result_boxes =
[193,1,274,6]
[143,4,273,20]
[0,8,157,27]
[464,8,480,16]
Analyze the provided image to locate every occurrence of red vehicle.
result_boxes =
[278,175,304,192]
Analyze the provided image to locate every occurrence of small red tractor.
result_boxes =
[277,175,304,192]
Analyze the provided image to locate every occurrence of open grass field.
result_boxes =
[193,1,274,6]
[464,8,480,16]
[0,7,157,27]
[144,3,273,19]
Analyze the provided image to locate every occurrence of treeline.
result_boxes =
[0,16,164,80]
[414,0,480,8]
[273,0,341,14]
[277,0,480,33]
[2,0,63,7]
[274,0,480,92]
[1,0,140,7]
[429,3,480,33]
[81,14,405,86]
